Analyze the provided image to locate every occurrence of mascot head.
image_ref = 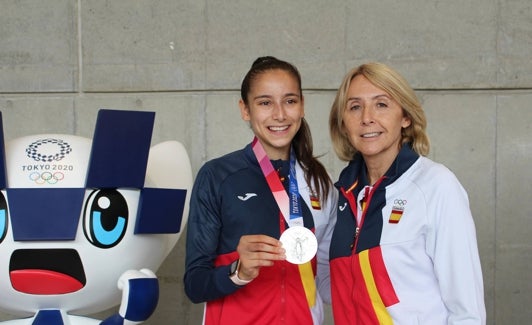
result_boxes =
[0,109,192,316]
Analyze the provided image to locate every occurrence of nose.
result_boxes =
[272,103,287,121]
[360,106,374,125]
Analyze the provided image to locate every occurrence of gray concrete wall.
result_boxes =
[0,0,530,324]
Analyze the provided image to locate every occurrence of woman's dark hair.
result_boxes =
[241,56,331,200]
[241,56,302,105]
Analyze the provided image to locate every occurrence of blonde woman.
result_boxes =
[328,62,485,324]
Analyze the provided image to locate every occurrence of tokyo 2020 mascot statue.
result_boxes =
[0,109,193,324]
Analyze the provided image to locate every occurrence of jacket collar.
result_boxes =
[335,143,419,192]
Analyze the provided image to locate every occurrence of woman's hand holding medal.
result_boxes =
[236,234,286,281]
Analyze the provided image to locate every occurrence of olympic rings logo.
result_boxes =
[394,199,407,206]
[29,172,65,184]
[26,138,72,162]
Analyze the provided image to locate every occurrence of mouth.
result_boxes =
[268,125,290,132]
[361,132,382,138]
[9,249,86,295]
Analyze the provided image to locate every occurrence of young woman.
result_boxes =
[328,62,485,324]
[184,56,337,324]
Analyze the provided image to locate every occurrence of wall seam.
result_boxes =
[77,0,83,94]
[492,0,502,323]
[73,0,83,134]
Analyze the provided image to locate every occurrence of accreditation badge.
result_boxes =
[279,226,318,264]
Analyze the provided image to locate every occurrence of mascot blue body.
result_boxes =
[0,109,192,324]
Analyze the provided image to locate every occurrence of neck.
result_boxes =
[362,145,402,185]
[364,156,393,185]
[366,168,384,186]
[260,143,290,160]
[267,151,289,160]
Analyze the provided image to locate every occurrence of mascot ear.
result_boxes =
[145,141,193,191]
[143,140,193,255]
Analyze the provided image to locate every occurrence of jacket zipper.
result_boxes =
[341,177,386,252]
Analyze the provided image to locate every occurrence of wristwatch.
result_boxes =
[229,259,252,286]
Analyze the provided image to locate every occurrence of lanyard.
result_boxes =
[252,137,318,307]
[251,137,303,227]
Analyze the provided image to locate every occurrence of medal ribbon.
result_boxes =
[251,137,302,227]
[251,137,316,307]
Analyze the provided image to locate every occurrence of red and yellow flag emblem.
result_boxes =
[310,195,321,210]
[389,209,403,224]
[388,199,407,224]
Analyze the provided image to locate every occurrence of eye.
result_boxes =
[376,102,388,108]
[285,97,298,105]
[83,189,128,248]
[0,192,8,243]
[347,103,361,111]
[258,100,271,106]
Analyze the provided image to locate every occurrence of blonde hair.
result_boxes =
[329,62,430,161]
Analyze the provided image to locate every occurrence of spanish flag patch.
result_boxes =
[389,199,407,224]
[388,209,403,224]
[310,195,321,210]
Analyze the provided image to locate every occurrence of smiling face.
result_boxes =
[239,69,304,160]
[343,75,411,168]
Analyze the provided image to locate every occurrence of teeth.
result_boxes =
[362,132,380,138]
[269,126,289,131]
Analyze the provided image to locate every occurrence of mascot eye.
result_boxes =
[83,189,128,248]
[0,192,7,243]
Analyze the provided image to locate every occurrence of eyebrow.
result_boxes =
[347,94,390,102]
[253,95,272,100]
[253,93,301,101]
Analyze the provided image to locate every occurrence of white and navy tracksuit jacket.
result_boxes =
[330,144,486,325]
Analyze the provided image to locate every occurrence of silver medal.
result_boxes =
[279,226,318,264]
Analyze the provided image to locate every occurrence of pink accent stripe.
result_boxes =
[266,172,285,192]
[252,137,290,221]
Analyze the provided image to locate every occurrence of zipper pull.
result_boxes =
[350,227,360,250]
